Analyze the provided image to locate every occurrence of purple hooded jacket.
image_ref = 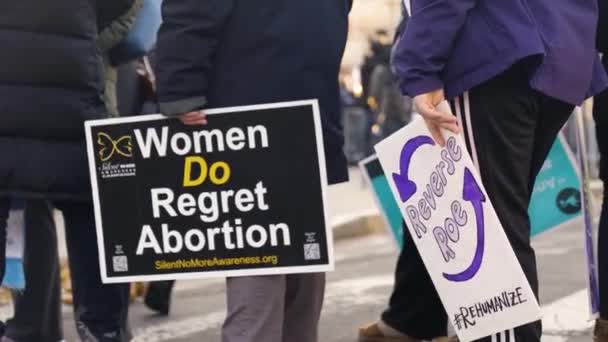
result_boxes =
[392,0,608,105]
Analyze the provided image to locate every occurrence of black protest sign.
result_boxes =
[85,101,332,283]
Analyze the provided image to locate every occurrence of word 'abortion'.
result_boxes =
[136,218,291,255]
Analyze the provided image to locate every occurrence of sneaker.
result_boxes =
[76,321,129,342]
[595,319,608,342]
[358,323,420,342]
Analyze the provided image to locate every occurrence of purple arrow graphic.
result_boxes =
[443,167,486,282]
[393,136,436,202]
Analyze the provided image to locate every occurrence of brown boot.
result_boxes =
[358,322,420,342]
[595,319,608,341]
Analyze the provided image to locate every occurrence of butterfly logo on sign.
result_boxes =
[97,132,133,162]
[96,132,137,179]
[392,135,486,282]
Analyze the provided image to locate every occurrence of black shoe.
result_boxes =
[76,321,129,342]
[144,280,175,316]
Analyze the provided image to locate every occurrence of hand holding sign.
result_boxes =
[413,93,459,145]
[179,111,207,125]
[375,118,540,341]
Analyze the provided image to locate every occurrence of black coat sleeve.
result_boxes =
[155,0,235,116]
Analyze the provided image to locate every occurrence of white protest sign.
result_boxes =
[374,115,541,341]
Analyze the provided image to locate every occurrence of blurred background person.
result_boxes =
[342,6,413,165]
[0,1,142,341]
[361,30,393,112]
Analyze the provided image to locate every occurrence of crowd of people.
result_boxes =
[0,0,608,342]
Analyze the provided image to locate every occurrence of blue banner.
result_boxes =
[4,200,25,290]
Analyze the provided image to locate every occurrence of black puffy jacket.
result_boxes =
[0,0,134,199]
[0,0,105,141]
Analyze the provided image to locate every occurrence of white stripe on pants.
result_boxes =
[454,94,518,342]
[490,329,516,342]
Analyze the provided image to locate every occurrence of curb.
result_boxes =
[331,211,385,241]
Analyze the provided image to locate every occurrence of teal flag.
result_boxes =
[361,156,405,249]
[528,135,582,236]
[370,175,404,249]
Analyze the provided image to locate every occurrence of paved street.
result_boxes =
[0,220,592,342]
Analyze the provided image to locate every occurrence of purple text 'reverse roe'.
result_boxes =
[405,136,469,262]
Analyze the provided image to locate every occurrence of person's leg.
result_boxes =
[455,67,573,341]
[144,280,175,315]
[58,201,131,342]
[5,200,63,342]
[599,124,608,318]
[597,122,608,338]
[282,273,325,342]
[376,224,447,340]
[528,98,574,191]
[222,275,286,342]
[594,55,608,340]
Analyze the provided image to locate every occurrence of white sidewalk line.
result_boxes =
[542,289,593,337]
[132,311,226,342]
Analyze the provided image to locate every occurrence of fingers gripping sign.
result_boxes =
[179,111,207,125]
[413,89,459,146]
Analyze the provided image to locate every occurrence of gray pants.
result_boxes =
[222,273,325,342]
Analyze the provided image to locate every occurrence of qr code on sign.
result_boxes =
[113,256,129,272]
[304,243,321,260]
